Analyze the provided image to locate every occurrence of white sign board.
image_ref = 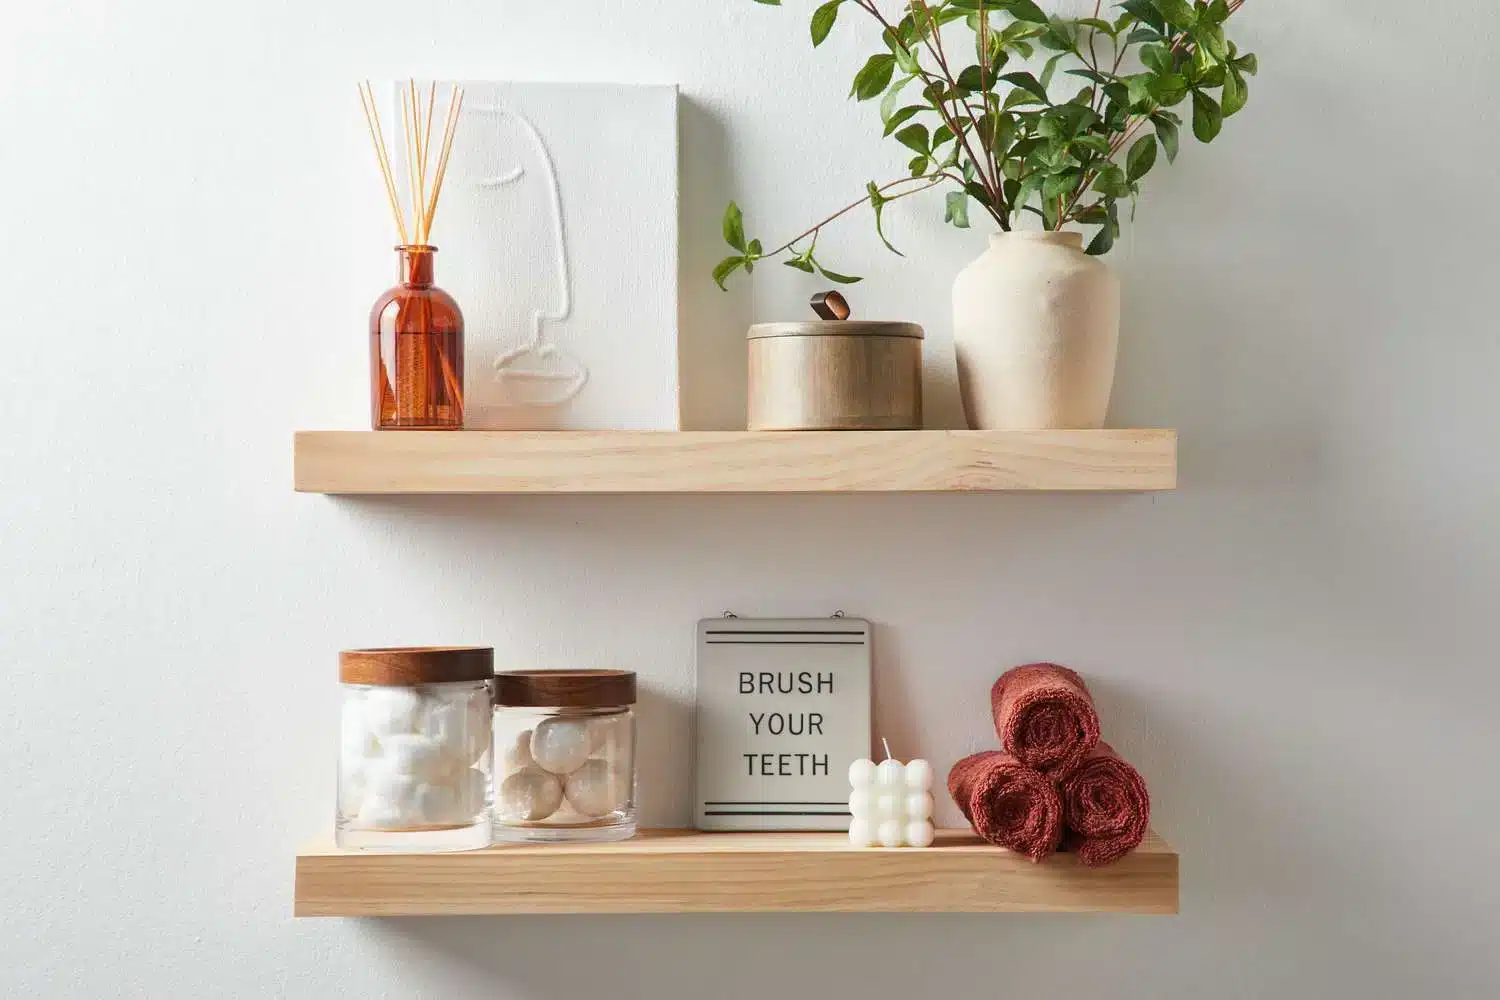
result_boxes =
[694,618,872,831]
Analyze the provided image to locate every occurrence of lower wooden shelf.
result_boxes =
[294,828,1178,916]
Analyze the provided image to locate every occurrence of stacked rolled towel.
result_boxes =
[991,662,1100,775]
[947,751,1062,862]
[949,663,1151,867]
[1059,742,1150,867]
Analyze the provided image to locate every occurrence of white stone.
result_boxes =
[564,758,628,818]
[530,717,594,775]
[363,687,424,740]
[498,729,535,774]
[497,766,563,822]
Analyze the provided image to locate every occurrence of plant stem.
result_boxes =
[763,173,954,258]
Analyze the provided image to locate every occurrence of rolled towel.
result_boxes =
[947,751,1063,863]
[1059,742,1150,867]
[991,663,1101,775]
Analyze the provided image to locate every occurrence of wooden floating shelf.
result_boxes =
[294,828,1178,916]
[293,429,1177,494]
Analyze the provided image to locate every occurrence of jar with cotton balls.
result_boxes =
[336,647,495,852]
[492,670,637,843]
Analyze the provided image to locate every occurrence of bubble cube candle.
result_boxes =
[848,755,935,848]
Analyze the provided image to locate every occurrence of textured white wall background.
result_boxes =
[2,0,1497,996]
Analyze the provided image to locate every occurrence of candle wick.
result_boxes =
[881,738,892,762]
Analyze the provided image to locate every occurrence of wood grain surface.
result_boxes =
[293,430,1177,494]
[294,828,1179,915]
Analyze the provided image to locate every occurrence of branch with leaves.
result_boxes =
[715,0,1256,288]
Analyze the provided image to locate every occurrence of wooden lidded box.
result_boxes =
[747,320,924,430]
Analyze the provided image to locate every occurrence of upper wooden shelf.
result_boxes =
[294,828,1178,916]
[294,429,1176,494]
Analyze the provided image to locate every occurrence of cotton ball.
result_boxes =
[498,766,564,822]
[877,819,905,848]
[848,818,877,848]
[412,782,460,825]
[338,758,368,817]
[531,717,594,775]
[848,787,873,820]
[875,758,906,789]
[498,729,535,774]
[357,770,419,829]
[849,758,875,788]
[426,694,489,766]
[341,695,378,761]
[381,733,454,782]
[905,792,934,820]
[457,767,489,817]
[364,687,424,740]
[564,759,628,818]
[904,759,933,792]
[905,820,935,848]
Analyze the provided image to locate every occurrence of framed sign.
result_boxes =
[694,617,872,831]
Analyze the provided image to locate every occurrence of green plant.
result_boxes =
[714,0,1256,288]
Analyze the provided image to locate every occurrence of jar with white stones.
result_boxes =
[492,669,637,843]
[336,647,495,852]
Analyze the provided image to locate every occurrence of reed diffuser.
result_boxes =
[358,80,467,430]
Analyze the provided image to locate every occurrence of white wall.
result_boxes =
[2,0,1497,996]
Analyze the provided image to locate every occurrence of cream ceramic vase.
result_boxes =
[952,231,1120,429]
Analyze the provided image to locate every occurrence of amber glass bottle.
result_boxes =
[369,246,464,429]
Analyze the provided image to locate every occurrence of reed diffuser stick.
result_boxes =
[357,81,410,246]
[358,79,464,246]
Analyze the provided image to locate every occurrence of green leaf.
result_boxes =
[784,257,816,273]
[1155,0,1197,29]
[722,202,747,253]
[1140,43,1174,75]
[945,190,971,228]
[894,123,930,155]
[747,238,763,256]
[955,64,985,93]
[882,104,924,136]
[1126,134,1157,181]
[1152,113,1180,162]
[1147,72,1190,106]
[908,154,929,177]
[1093,163,1131,198]
[713,255,747,290]
[1039,52,1067,90]
[850,54,897,101]
[886,29,922,74]
[1233,52,1259,76]
[1192,89,1223,141]
[1119,0,1165,32]
[1002,0,1049,24]
[1207,0,1231,23]
[1042,169,1080,202]
[750,0,781,5]
[811,0,841,46]
[1003,88,1046,109]
[1196,22,1228,60]
[866,181,903,256]
[1001,71,1050,103]
[932,123,955,148]
[1086,219,1114,255]
[1221,69,1248,117]
[881,76,917,125]
[1077,17,1116,33]
[1126,26,1164,44]
[816,263,863,284]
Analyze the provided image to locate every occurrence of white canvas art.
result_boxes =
[389,82,680,430]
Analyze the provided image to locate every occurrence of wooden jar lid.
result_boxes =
[747,321,924,340]
[493,669,637,708]
[339,647,494,686]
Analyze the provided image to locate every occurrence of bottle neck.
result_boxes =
[398,245,437,288]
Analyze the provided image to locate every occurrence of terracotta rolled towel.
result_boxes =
[947,751,1063,862]
[991,663,1101,776]
[1059,742,1151,867]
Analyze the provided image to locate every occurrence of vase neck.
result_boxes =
[989,231,1084,251]
[398,245,437,288]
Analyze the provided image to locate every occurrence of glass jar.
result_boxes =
[492,670,637,843]
[369,245,464,430]
[336,647,494,852]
